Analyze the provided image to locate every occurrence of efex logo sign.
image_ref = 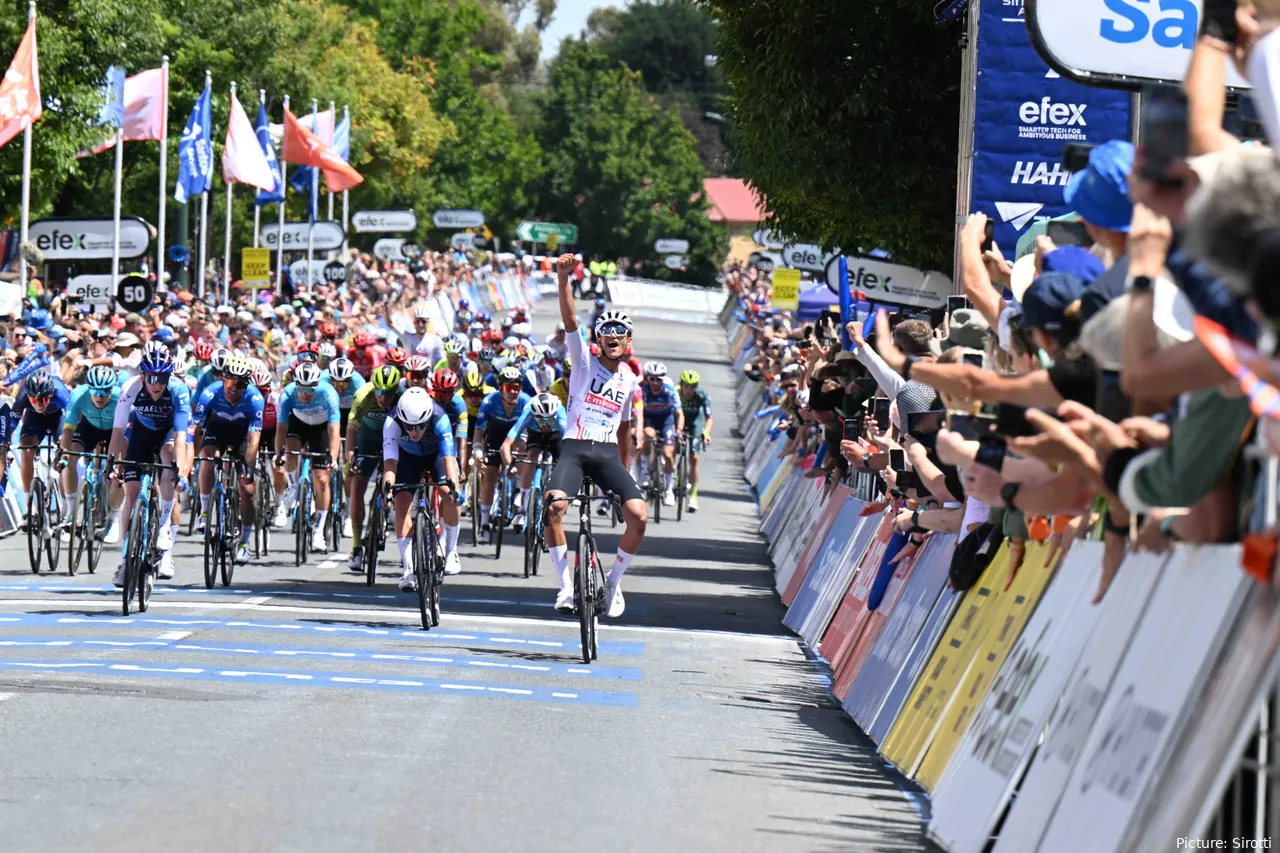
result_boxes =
[28,217,153,261]
[35,230,87,251]
[1018,97,1088,141]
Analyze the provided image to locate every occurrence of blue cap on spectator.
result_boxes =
[1021,272,1087,331]
[1041,246,1105,285]
[24,308,50,331]
[1064,140,1134,232]
[153,327,176,344]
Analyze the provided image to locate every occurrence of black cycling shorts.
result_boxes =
[287,414,331,454]
[71,422,112,453]
[546,438,642,504]
[523,431,562,462]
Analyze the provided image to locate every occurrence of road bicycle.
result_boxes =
[25,441,67,575]
[643,438,666,526]
[391,478,453,631]
[281,450,332,566]
[549,473,616,664]
[204,448,247,589]
[674,433,690,522]
[521,451,554,580]
[65,450,112,576]
[467,451,481,547]
[185,458,202,537]
[253,449,274,558]
[355,454,387,587]
[114,459,178,615]
[491,461,519,559]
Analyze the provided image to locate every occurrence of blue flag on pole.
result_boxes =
[332,114,350,163]
[838,255,853,350]
[97,66,126,129]
[254,102,284,206]
[174,81,213,204]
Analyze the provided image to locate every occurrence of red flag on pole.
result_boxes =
[0,18,41,150]
[282,107,362,192]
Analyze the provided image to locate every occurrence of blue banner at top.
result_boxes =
[971,0,1131,258]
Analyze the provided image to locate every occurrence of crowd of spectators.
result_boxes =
[726,9,1280,602]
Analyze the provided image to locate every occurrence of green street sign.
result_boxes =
[516,221,578,244]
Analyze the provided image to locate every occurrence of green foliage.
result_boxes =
[534,40,722,282]
[705,0,962,267]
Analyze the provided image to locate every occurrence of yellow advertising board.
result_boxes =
[242,248,271,287]
[771,268,800,311]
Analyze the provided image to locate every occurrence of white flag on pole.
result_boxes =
[222,90,274,190]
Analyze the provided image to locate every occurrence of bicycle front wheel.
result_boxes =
[494,473,508,559]
[87,479,106,575]
[26,478,45,574]
[68,478,91,576]
[363,495,382,586]
[576,531,596,665]
[425,520,442,627]
[676,448,689,522]
[295,480,311,566]
[468,464,480,547]
[204,489,221,590]
[43,481,63,572]
[123,503,148,615]
[413,518,430,630]
[221,484,238,587]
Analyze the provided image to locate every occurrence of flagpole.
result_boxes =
[342,104,349,261]
[275,94,289,295]
[306,97,317,289]
[196,69,211,301]
[17,1,35,289]
[223,81,237,307]
[254,88,264,248]
[110,121,124,284]
[157,55,169,289]
[327,100,335,227]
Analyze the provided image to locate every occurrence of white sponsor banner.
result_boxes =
[67,274,115,310]
[260,221,344,251]
[654,238,689,254]
[351,209,418,233]
[781,243,835,273]
[1037,547,1253,853]
[373,238,406,261]
[30,217,152,261]
[824,253,953,310]
[752,228,786,251]
[288,259,330,287]
[928,544,1105,853]
[432,209,485,229]
[663,254,686,270]
[449,232,472,250]
[1028,0,1251,89]
[992,551,1168,853]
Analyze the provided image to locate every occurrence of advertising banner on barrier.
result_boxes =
[818,514,896,668]
[774,479,832,594]
[971,0,1131,257]
[1036,548,1253,853]
[991,551,1169,853]
[881,544,1011,774]
[915,541,1056,790]
[845,534,956,730]
[781,486,852,605]
[928,544,1106,853]
[783,497,872,646]
[869,587,962,745]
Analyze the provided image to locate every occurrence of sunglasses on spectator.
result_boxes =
[143,373,168,385]
[597,323,629,337]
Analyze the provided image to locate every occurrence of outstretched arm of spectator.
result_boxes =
[958,213,1007,329]
[905,438,958,504]
[1185,34,1240,154]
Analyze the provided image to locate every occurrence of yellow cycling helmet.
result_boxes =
[680,369,700,385]
[372,365,402,391]
[460,370,485,393]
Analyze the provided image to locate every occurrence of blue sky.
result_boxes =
[530,0,626,60]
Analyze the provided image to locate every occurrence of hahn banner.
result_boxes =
[970,0,1131,257]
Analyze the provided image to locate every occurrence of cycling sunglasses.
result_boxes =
[29,394,52,405]
[500,382,522,391]
[229,380,250,391]
[143,373,168,385]
[597,323,630,337]
[296,385,317,395]
[88,388,113,398]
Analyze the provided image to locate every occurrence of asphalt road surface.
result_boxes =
[0,307,936,852]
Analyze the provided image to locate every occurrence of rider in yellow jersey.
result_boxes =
[549,355,571,408]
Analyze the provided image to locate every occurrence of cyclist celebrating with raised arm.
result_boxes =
[108,347,191,585]
[381,386,462,591]
[678,370,713,513]
[192,357,265,565]
[544,254,646,617]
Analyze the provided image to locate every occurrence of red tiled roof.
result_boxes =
[703,177,765,224]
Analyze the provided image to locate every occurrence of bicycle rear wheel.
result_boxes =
[138,501,159,613]
[523,488,535,579]
[576,530,596,665]
[295,479,311,566]
[426,519,442,627]
[43,481,63,572]
[493,472,507,559]
[530,488,543,577]
[676,448,689,522]
[468,464,480,546]
[221,483,238,587]
[255,460,272,558]
[328,467,344,553]
[413,517,430,630]
[26,478,45,574]
[204,488,221,589]
[87,479,106,575]
[363,494,381,586]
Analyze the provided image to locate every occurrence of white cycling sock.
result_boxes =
[314,509,327,530]
[397,536,413,573]
[550,544,570,588]
[519,488,530,511]
[443,522,460,555]
[480,506,491,527]
[240,524,252,544]
[608,548,635,586]
[159,499,175,527]
[199,494,209,514]
[664,471,674,491]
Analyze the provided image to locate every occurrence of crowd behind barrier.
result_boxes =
[723,302,1280,852]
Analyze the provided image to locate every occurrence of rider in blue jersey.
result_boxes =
[109,348,192,585]
[474,366,531,542]
[8,369,72,501]
[60,366,125,543]
[322,356,364,435]
[192,347,232,411]
[638,361,685,506]
[272,361,342,552]
[500,392,565,531]
[381,386,461,589]
[193,356,266,564]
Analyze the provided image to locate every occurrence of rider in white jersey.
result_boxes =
[543,254,646,618]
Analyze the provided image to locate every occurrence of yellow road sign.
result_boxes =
[242,248,271,287]
[546,233,559,251]
[771,269,800,311]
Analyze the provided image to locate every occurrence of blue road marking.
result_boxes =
[0,636,643,681]
[0,613,647,656]
[0,659,638,707]
[0,582,650,615]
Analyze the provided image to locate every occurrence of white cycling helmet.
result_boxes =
[210,347,232,373]
[293,362,322,388]
[594,309,633,336]
[530,393,561,420]
[643,361,666,378]
[396,387,434,427]
[413,304,432,321]
[252,364,272,387]
[328,357,355,382]
[317,342,338,359]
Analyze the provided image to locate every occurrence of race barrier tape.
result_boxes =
[722,298,1271,851]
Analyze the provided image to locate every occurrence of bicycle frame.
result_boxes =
[116,459,177,615]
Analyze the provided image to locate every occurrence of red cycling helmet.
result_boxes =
[193,341,214,361]
[431,368,459,397]
[405,355,432,374]
[386,347,408,367]
[352,332,375,348]
[318,322,338,338]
